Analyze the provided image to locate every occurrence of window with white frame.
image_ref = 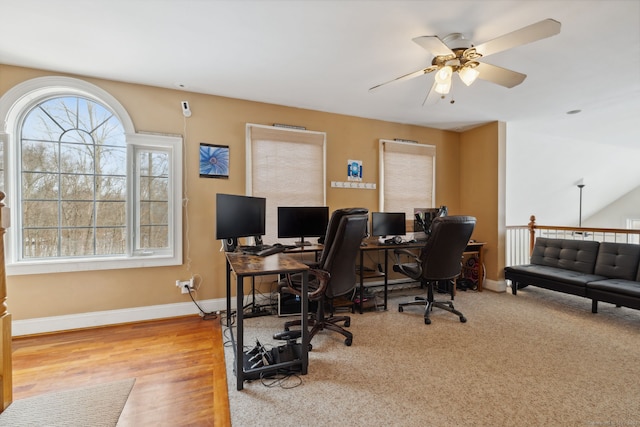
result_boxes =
[0,77,182,275]
[246,124,326,244]
[379,139,436,223]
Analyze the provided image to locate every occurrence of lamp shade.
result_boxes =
[458,66,480,86]
[434,66,453,84]
[434,81,451,95]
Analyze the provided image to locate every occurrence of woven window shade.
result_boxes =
[381,140,435,218]
[248,125,325,242]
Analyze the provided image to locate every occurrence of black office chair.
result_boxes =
[275,208,368,349]
[393,215,476,324]
[306,207,369,269]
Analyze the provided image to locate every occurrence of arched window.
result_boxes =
[21,96,128,258]
[0,77,182,275]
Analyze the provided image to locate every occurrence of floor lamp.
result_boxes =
[578,184,585,227]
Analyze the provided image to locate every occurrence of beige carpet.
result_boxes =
[224,287,640,426]
[0,378,135,427]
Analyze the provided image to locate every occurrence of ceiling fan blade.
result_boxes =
[369,66,436,92]
[475,62,526,88]
[473,18,561,57]
[412,35,455,57]
[422,80,440,106]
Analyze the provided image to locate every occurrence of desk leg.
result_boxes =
[226,260,232,323]
[477,248,484,292]
[236,274,245,391]
[251,277,256,312]
[300,270,309,374]
[383,248,389,310]
[358,250,364,314]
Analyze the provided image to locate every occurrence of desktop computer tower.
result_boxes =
[277,293,318,317]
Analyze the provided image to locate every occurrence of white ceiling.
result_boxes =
[1,0,640,224]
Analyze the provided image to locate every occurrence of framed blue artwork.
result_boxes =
[199,143,229,179]
[347,159,362,181]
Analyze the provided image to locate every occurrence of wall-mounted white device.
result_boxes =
[181,101,192,117]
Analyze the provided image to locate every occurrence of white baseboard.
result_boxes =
[12,297,228,337]
[483,279,507,293]
[13,279,508,336]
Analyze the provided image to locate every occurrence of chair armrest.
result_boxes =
[308,268,330,300]
[279,269,330,301]
[393,248,420,264]
[392,248,422,280]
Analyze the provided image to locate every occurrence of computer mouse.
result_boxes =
[273,243,283,247]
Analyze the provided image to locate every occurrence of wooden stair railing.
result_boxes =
[0,192,11,411]
[526,214,640,253]
[506,215,640,267]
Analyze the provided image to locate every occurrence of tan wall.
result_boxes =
[459,122,505,282]
[1,64,504,321]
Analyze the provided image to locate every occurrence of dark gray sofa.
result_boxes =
[504,237,640,313]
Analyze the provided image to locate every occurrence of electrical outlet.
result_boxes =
[176,279,192,294]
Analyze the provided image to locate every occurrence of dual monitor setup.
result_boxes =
[215,193,446,253]
[216,193,328,252]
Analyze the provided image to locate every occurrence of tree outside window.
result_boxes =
[20,96,169,260]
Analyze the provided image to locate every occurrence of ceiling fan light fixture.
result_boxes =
[458,66,480,86]
[371,19,562,103]
[434,66,453,84]
[434,81,451,95]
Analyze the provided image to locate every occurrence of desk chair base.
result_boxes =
[398,282,467,325]
[282,313,353,350]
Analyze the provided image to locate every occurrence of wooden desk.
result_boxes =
[281,240,485,313]
[283,244,324,254]
[225,252,310,390]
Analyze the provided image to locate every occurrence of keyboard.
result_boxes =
[240,246,262,255]
[255,245,286,257]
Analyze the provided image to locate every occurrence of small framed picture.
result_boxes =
[200,143,229,179]
[347,159,363,181]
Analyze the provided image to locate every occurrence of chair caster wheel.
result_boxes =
[398,306,404,312]
[424,318,431,325]
[460,317,467,323]
[344,320,351,327]
[308,343,313,351]
[345,338,352,346]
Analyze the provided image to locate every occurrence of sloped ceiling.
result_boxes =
[1,0,639,225]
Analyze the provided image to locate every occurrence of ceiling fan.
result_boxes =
[369,18,561,103]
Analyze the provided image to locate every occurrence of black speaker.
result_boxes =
[223,237,237,252]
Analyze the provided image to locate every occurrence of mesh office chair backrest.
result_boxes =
[420,215,476,281]
[320,211,368,299]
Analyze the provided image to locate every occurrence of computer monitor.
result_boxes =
[371,212,406,237]
[215,193,266,241]
[277,206,329,246]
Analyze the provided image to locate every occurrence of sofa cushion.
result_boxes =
[587,279,640,298]
[593,242,640,280]
[506,264,606,286]
[530,238,600,274]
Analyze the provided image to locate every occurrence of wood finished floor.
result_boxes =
[11,315,231,427]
